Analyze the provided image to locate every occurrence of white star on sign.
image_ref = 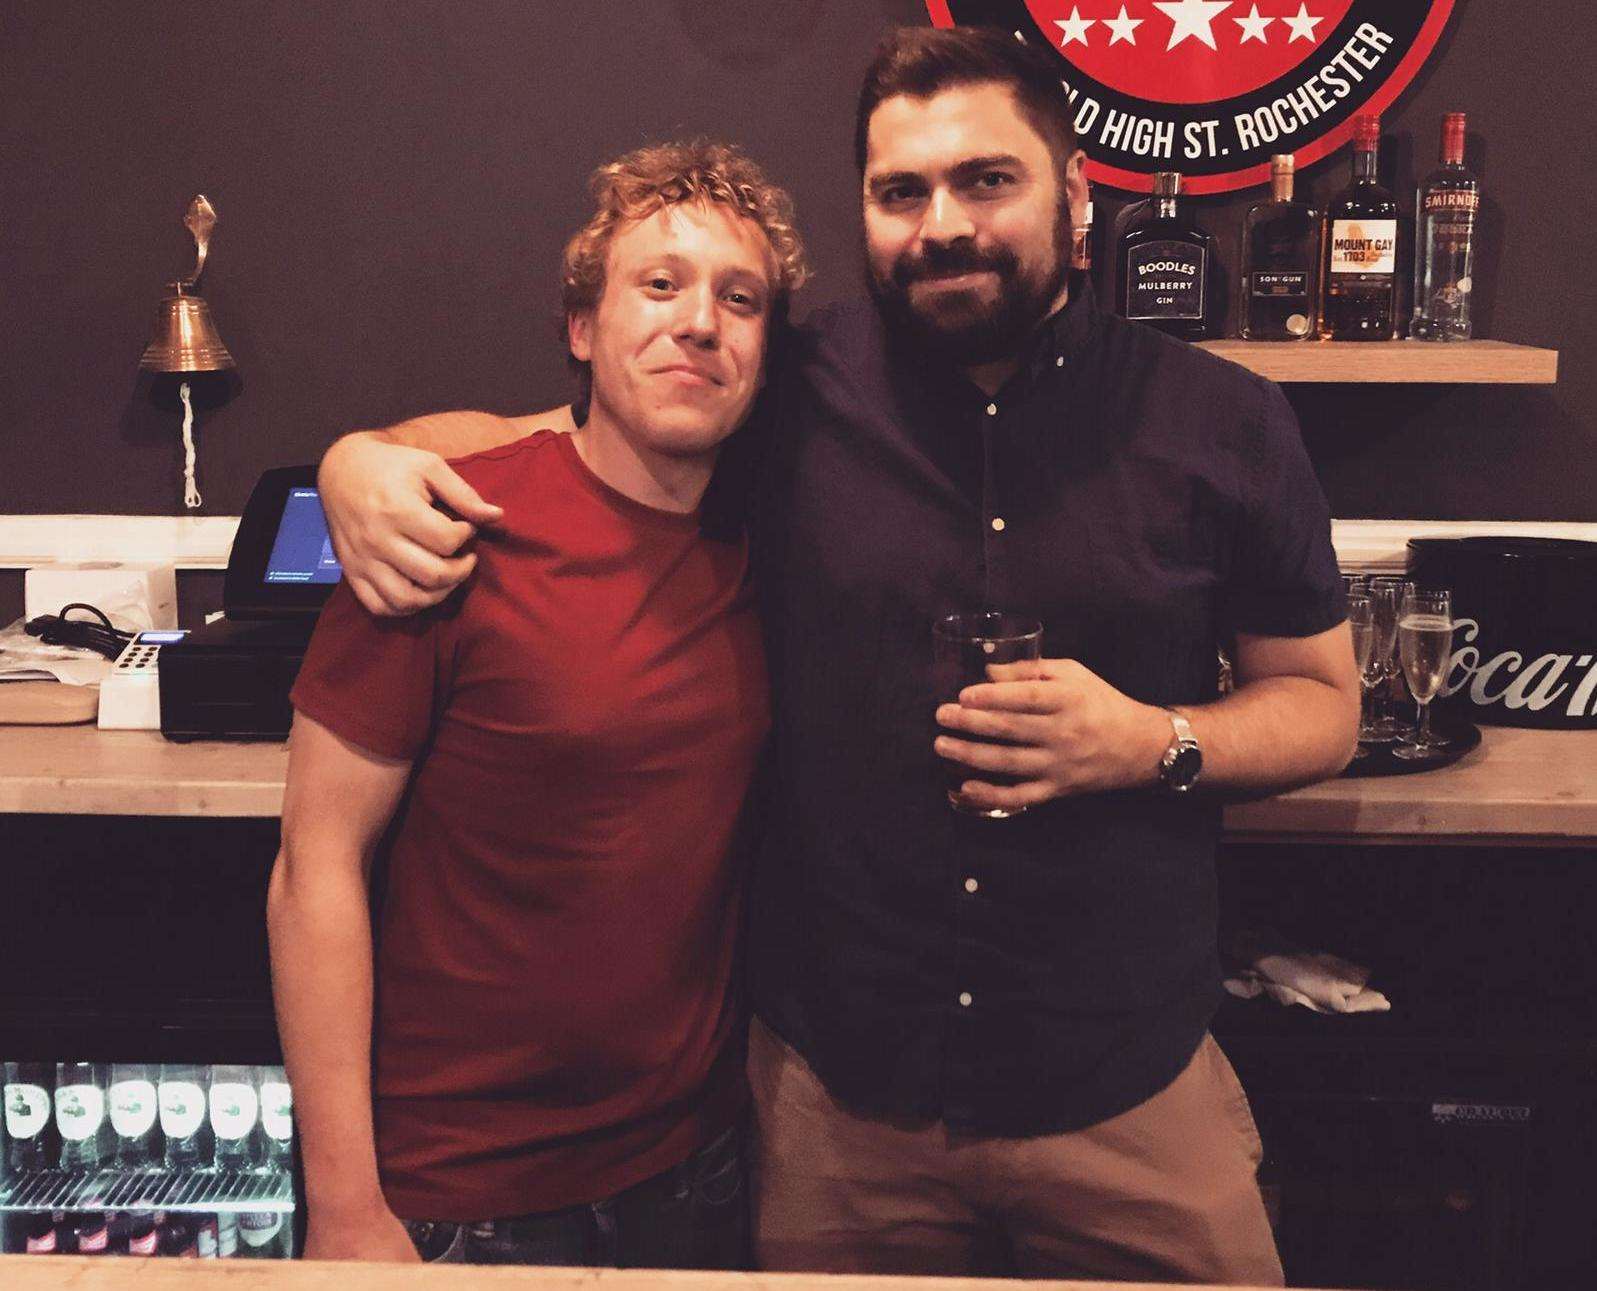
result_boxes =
[1103,5,1144,45]
[1233,4,1274,44]
[1154,0,1234,52]
[1053,7,1096,47]
[1283,4,1323,42]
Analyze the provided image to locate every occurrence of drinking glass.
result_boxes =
[1357,580,1402,744]
[932,612,1043,818]
[1345,592,1376,759]
[1393,588,1455,762]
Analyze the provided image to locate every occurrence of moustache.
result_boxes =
[891,242,1019,290]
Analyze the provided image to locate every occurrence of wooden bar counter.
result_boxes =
[1,723,1594,845]
[0,1256,1307,1290]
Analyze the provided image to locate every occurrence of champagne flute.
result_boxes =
[1345,592,1376,759]
[1393,588,1455,762]
[1360,580,1402,743]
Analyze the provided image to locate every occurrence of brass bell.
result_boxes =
[140,281,236,373]
[139,195,236,373]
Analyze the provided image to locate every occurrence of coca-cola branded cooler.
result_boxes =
[1408,537,1597,729]
[1,816,297,1261]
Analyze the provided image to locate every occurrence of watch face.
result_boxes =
[1167,744,1202,790]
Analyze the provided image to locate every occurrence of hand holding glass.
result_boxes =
[932,613,1043,817]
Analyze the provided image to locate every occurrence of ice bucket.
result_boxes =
[1407,536,1597,729]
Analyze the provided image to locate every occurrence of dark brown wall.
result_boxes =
[2,0,1590,521]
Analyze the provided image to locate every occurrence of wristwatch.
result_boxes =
[1158,708,1203,793]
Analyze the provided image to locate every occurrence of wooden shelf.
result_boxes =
[1196,339,1558,384]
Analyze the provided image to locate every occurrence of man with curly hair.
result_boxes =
[267,140,806,1267]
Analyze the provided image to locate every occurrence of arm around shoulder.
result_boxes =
[316,414,511,617]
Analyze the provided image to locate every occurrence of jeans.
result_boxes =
[403,1120,748,1268]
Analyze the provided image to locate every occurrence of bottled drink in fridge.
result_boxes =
[158,1063,209,1169]
[216,1211,239,1258]
[236,1210,289,1258]
[23,1213,59,1254]
[108,1063,161,1170]
[196,1212,220,1258]
[258,1066,293,1170]
[3,1061,55,1171]
[126,1211,159,1256]
[54,1062,108,1170]
[72,1211,110,1255]
[157,1211,199,1257]
[210,1064,260,1170]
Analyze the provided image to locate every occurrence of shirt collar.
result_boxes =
[1022,270,1099,384]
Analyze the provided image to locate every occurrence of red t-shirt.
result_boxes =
[290,430,769,1220]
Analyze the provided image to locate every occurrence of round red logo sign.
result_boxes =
[924,0,1456,192]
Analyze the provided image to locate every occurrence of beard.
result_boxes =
[866,233,1070,368]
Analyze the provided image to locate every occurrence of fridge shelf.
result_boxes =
[0,1165,293,1214]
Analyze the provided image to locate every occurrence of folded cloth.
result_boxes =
[1224,951,1391,1014]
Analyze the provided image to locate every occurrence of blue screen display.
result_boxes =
[265,488,343,585]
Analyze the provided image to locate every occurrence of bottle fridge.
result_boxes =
[1,815,298,1260]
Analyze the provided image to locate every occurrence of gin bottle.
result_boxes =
[1117,172,1213,340]
[1240,154,1321,340]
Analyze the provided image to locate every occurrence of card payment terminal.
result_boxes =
[158,467,341,741]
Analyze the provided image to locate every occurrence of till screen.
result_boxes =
[265,488,342,585]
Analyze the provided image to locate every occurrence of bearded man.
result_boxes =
[312,28,1356,1283]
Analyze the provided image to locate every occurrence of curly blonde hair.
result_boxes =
[560,139,810,327]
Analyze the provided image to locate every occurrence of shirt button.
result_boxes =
[964,877,979,894]
[1055,355,1065,367]
[990,517,1006,532]
[985,402,998,417]
[958,991,973,1008]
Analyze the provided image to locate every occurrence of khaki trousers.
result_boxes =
[749,1018,1283,1284]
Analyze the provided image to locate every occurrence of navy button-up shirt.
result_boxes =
[748,278,1344,1136]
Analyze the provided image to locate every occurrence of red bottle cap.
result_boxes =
[1352,115,1381,150]
[1441,112,1466,163]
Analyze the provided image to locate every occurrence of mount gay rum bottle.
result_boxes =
[1240,154,1321,340]
[1412,112,1479,340]
[1321,116,1399,340]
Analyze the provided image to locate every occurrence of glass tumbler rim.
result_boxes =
[933,611,1044,645]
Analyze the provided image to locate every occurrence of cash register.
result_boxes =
[159,466,341,740]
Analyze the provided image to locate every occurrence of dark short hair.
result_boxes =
[854,26,1079,180]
